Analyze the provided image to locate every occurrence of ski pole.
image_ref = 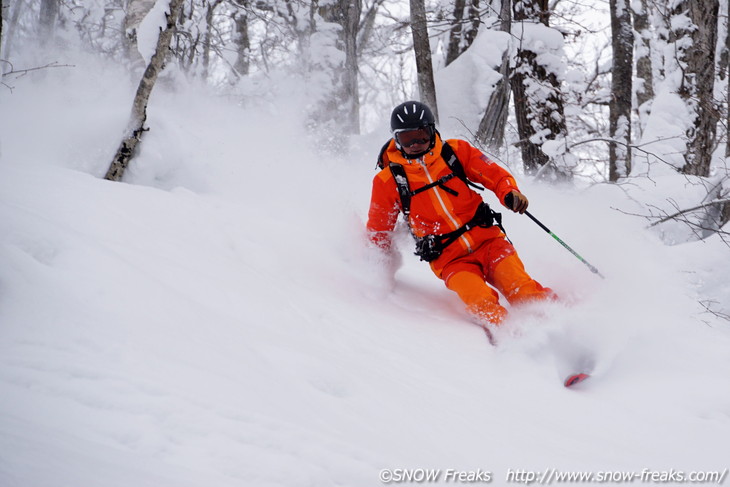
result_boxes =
[524,210,605,279]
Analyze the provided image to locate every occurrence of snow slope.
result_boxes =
[1,57,730,486]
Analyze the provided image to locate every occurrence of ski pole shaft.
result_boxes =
[524,210,605,279]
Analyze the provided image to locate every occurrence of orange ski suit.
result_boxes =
[367,135,554,325]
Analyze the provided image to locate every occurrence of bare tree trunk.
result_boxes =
[721,197,730,233]
[342,0,362,134]
[632,0,654,130]
[410,0,438,121]
[0,0,18,62]
[175,0,201,75]
[718,14,730,232]
[510,0,568,177]
[2,0,24,62]
[726,14,730,159]
[476,0,511,149]
[720,10,729,85]
[105,0,184,182]
[38,0,58,45]
[465,0,481,54]
[318,0,362,135]
[445,0,479,66]
[231,0,251,76]
[356,0,386,56]
[202,0,224,80]
[668,0,726,237]
[511,55,547,172]
[675,0,719,177]
[445,0,467,66]
[609,0,633,181]
[698,177,730,238]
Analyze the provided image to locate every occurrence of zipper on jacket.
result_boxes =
[417,157,473,254]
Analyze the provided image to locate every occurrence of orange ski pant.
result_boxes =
[442,237,554,325]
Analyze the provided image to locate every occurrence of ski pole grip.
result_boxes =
[504,192,514,210]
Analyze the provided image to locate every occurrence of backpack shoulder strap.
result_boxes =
[380,139,482,216]
[388,163,412,216]
[441,141,484,191]
[377,138,412,217]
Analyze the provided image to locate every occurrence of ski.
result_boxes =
[564,373,590,388]
[478,323,594,389]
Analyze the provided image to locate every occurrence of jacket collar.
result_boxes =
[387,134,444,167]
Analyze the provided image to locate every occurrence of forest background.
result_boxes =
[3,0,730,200]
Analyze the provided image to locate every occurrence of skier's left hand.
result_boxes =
[505,190,529,214]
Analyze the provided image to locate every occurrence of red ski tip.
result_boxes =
[564,373,590,388]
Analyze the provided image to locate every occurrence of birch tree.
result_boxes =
[122,0,156,72]
[105,0,184,182]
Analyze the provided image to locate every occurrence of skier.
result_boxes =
[367,101,556,326]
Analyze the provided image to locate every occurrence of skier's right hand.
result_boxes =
[504,190,529,214]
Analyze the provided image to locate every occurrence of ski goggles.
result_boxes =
[395,127,433,148]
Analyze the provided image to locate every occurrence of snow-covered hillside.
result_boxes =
[1,57,730,486]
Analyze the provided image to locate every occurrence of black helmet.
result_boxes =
[390,101,437,157]
[390,101,435,132]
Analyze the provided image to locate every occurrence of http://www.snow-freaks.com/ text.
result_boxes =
[378,467,728,484]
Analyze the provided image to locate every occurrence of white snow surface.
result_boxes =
[1,56,730,486]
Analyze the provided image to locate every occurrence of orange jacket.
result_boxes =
[367,135,520,277]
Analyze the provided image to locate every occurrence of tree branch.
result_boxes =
[1,61,75,90]
[647,198,730,228]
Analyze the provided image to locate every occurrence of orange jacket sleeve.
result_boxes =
[449,139,520,206]
[366,172,401,250]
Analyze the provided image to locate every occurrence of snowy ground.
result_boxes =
[1,56,730,486]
